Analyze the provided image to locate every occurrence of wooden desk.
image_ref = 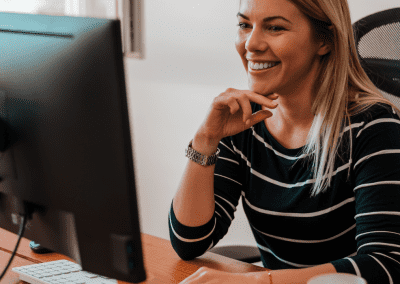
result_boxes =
[0,228,268,283]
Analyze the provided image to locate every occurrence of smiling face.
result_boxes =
[235,0,330,97]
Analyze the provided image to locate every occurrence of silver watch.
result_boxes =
[185,139,220,166]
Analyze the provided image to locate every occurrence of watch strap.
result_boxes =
[185,139,220,166]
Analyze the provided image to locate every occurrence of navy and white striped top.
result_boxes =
[169,102,400,284]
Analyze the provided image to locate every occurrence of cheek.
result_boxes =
[235,36,248,69]
[275,36,317,65]
[235,35,246,55]
[271,38,295,60]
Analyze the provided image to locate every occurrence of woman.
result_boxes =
[169,0,400,283]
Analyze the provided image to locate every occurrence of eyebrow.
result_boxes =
[236,12,292,24]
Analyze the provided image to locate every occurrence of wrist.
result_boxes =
[192,132,221,156]
[246,271,271,284]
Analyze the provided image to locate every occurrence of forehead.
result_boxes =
[239,0,304,21]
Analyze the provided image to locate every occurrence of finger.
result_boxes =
[268,93,279,100]
[246,92,279,108]
[235,95,253,122]
[227,97,240,114]
[246,110,273,127]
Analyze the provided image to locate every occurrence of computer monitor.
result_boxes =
[0,12,146,283]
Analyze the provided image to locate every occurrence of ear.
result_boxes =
[317,41,332,56]
[317,26,334,56]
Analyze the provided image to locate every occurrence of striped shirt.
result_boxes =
[169,102,400,284]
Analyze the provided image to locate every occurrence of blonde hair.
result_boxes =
[289,0,400,196]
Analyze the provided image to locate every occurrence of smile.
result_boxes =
[248,61,281,71]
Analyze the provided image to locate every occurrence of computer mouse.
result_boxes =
[29,241,54,254]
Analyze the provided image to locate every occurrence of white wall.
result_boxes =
[1,0,399,248]
[348,0,400,22]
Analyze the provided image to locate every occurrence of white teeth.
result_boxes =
[248,61,279,70]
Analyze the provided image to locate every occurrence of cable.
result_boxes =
[0,212,28,281]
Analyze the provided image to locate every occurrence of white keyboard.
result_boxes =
[12,259,117,284]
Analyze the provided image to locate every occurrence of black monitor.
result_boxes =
[0,12,146,283]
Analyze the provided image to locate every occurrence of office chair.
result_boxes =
[209,8,400,266]
[353,7,400,105]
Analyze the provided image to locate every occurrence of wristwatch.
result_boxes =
[185,139,220,166]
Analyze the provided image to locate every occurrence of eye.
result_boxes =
[268,25,286,32]
[237,23,286,32]
[237,22,249,29]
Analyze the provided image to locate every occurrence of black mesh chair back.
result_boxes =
[353,8,400,103]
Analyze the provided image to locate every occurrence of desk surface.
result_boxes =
[0,228,267,283]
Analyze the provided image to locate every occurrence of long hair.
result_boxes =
[288,0,400,196]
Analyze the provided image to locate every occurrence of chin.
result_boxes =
[248,79,276,95]
[249,86,275,96]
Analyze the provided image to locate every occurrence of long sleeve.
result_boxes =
[168,102,400,284]
[330,104,400,283]
[168,136,245,260]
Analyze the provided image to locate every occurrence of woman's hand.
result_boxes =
[179,267,264,284]
[197,88,278,142]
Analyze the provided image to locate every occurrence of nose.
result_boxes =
[245,25,268,52]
